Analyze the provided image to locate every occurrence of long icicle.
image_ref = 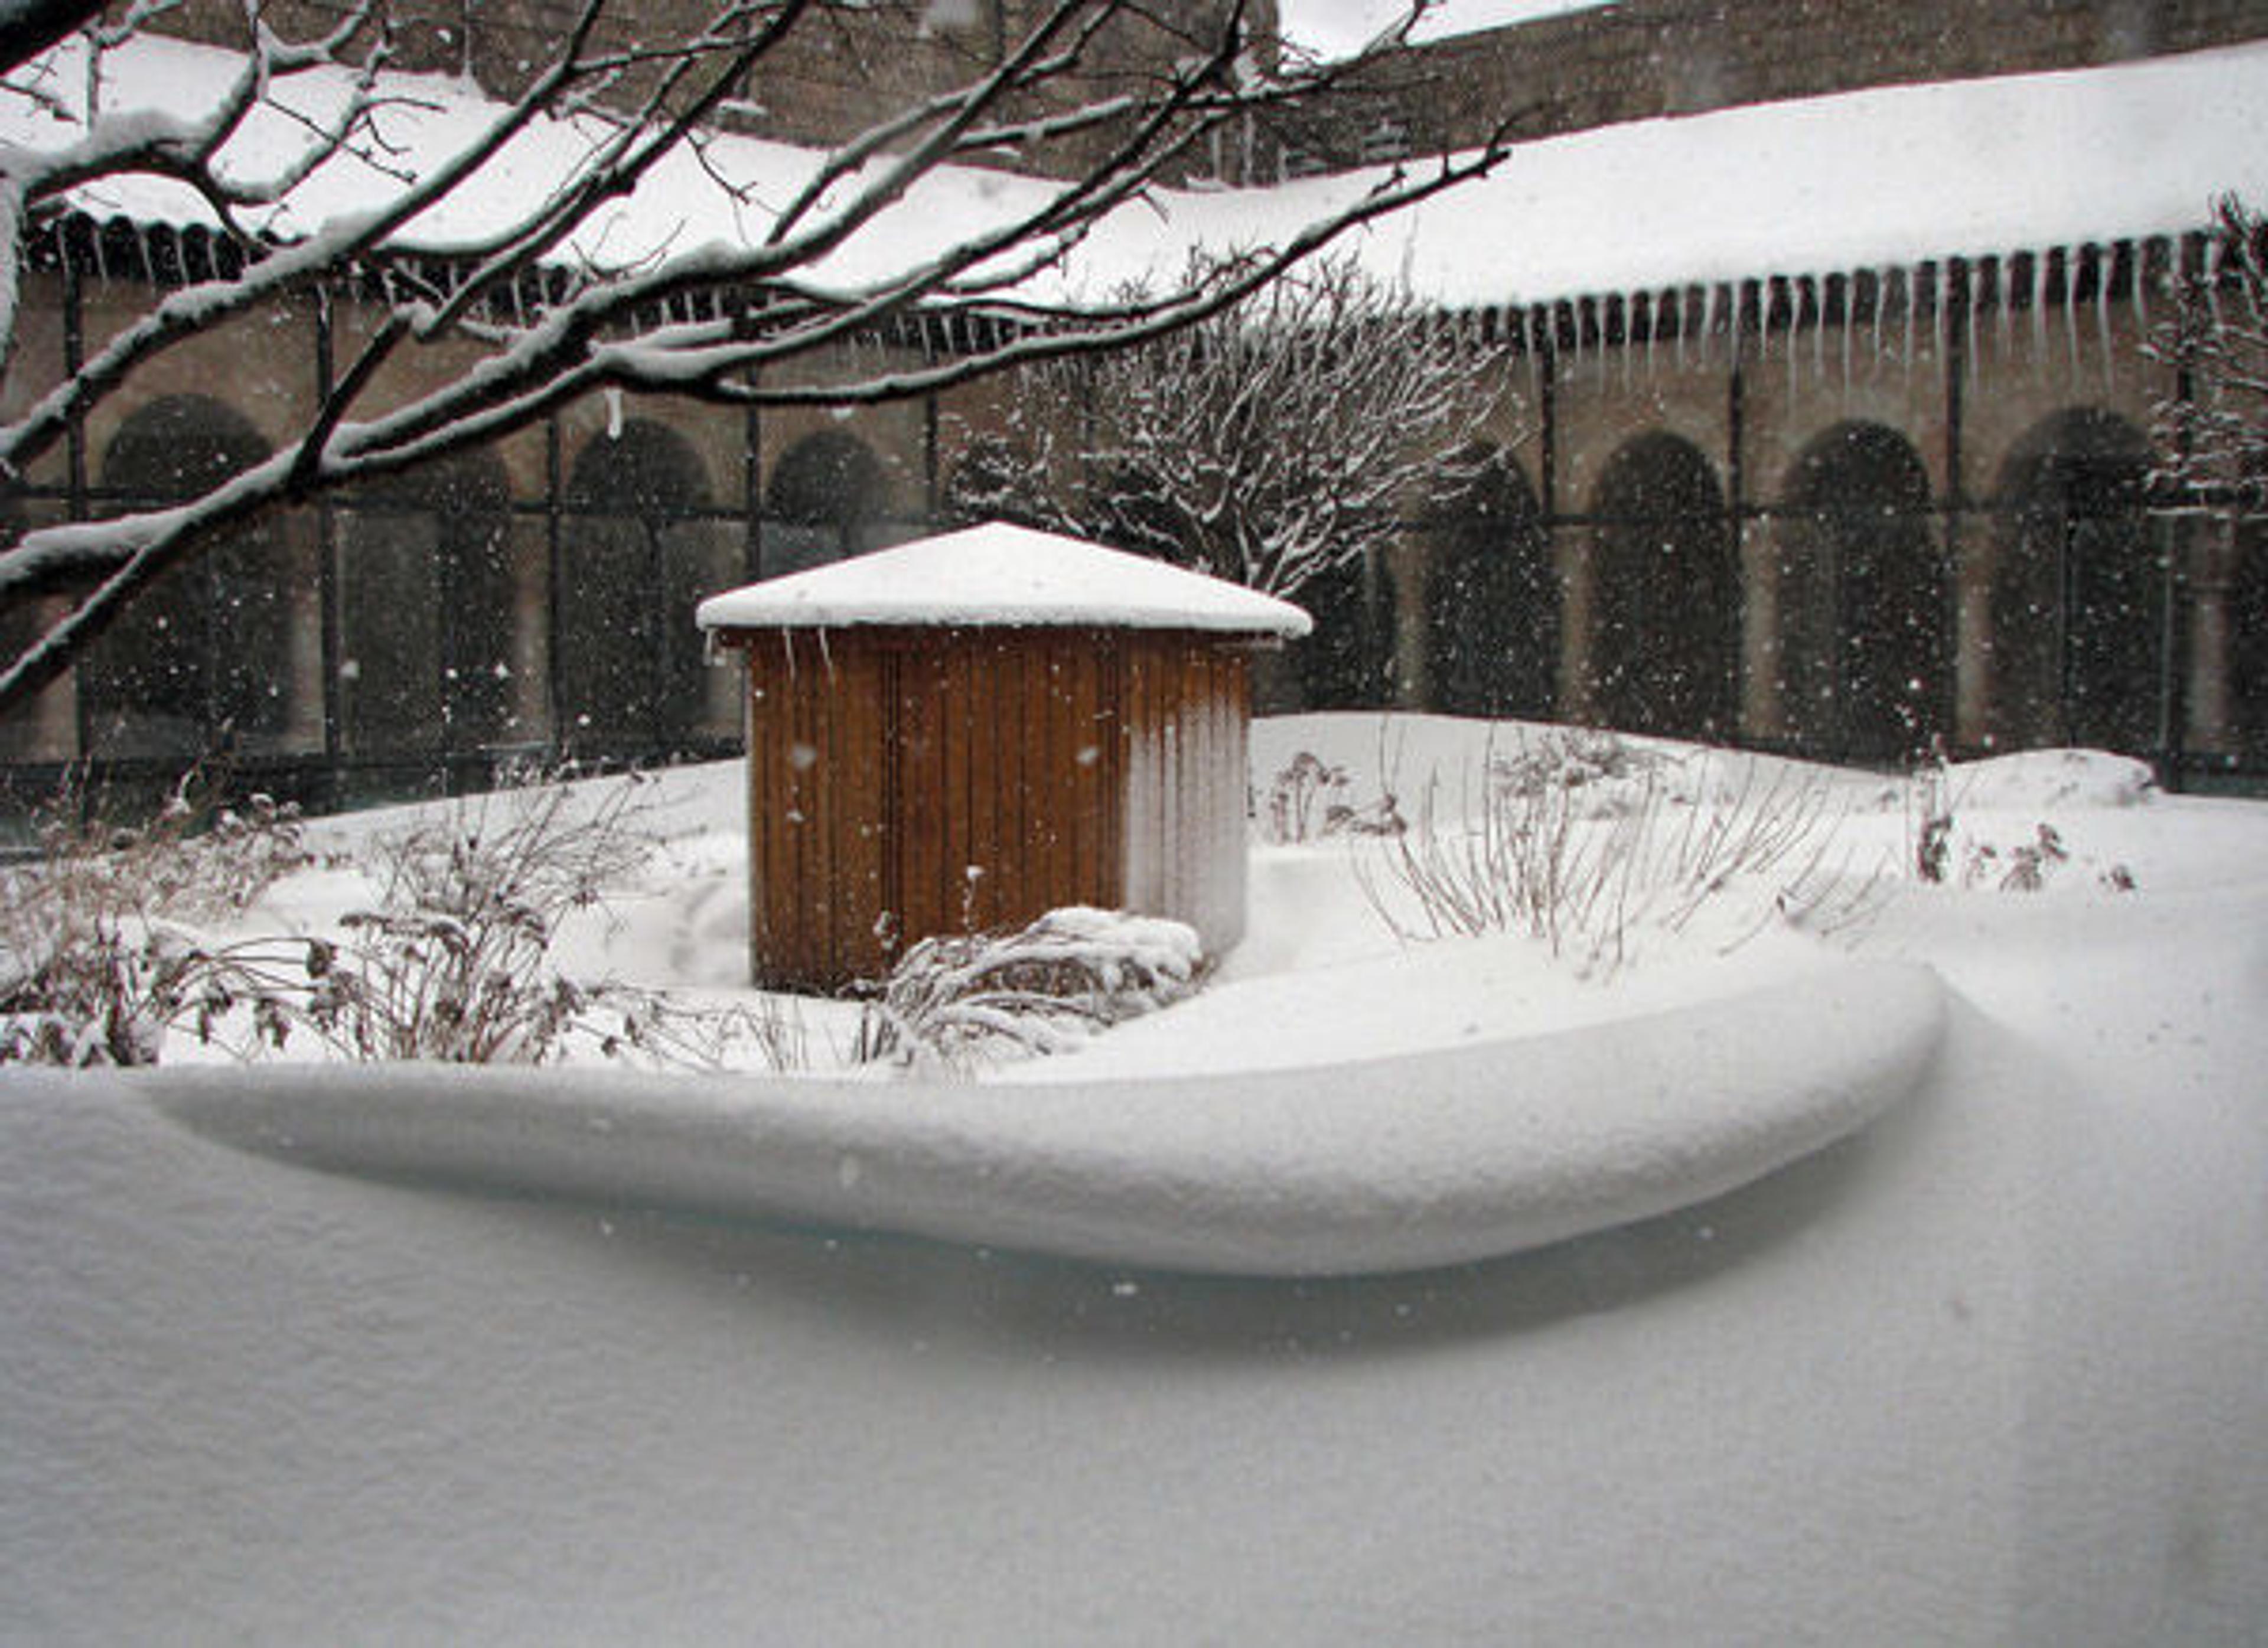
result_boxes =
[1997,254,2012,363]
[1967,261,1984,392]
[1840,276,1853,400]
[2032,248,2050,361]
[2096,251,2116,396]
[1811,276,1825,387]
[1902,265,1915,387]
[1933,262,1948,377]
[1787,279,1800,405]
[1872,266,1886,376]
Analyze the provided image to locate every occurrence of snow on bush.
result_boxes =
[1260,750,1406,843]
[1908,751,2140,894]
[1360,738,1884,973]
[0,774,317,1066]
[855,907,1207,1070]
[284,773,804,1070]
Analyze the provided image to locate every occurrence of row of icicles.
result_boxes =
[1434,234,2232,400]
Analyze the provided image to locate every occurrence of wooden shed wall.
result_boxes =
[738,627,1251,994]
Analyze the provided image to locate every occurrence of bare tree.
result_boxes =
[0,0,1509,716]
[2152,195,2268,519]
[946,255,1510,598]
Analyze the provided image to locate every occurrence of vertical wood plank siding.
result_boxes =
[731,626,1254,993]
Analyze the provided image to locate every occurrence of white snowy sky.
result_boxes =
[1278,0,1605,58]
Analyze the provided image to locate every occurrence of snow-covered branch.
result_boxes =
[2151,194,2268,520]
[0,0,1508,716]
[949,255,1514,598]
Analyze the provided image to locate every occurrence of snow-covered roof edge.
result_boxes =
[695,522,1314,639]
[10,31,2266,315]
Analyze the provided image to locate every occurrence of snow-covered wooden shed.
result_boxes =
[696,522,1311,994]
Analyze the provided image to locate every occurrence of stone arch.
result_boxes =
[1587,431,1736,739]
[1776,421,1947,763]
[562,419,715,752]
[1291,551,1396,709]
[1992,409,2156,754]
[765,429,888,575]
[80,395,288,758]
[339,451,514,756]
[1421,447,1556,718]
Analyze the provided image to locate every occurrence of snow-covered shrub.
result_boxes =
[1262,751,1405,844]
[1907,754,2137,895]
[855,907,1207,1070]
[295,773,803,1069]
[1485,728,1662,805]
[300,776,649,1064]
[0,773,315,1066]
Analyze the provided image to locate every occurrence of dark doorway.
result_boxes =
[1777,422,1947,762]
[80,396,291,758]
[562,419,715,753]
[1993,410,2157,754]
[1588,432,1736,739]
[1423,448,1557,719]
[765,430,888,576]
[338,452,515,757]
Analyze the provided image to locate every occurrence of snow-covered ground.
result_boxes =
[4,715,2264,1642]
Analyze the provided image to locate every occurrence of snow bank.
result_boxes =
[144,960,1941,1275]
[1938,748,2159,812]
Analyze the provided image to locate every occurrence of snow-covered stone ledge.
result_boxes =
[134,960,1944,1276]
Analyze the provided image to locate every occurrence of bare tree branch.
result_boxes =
[945,255,1514,598]
[0,0,1508,718]
[2152,195,2268,520]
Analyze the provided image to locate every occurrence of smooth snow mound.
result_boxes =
[1940,748,2158,811]
[146,961,1941,1276]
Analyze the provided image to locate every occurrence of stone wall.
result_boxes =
[159,0,1281,183]
[1288,0,2268,167]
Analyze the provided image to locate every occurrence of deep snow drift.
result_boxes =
[4,716,2264,1643]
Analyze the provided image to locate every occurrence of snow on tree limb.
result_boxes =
[0,0,1510,716]
[2151,194,2268,521]
[947,255,1515,598]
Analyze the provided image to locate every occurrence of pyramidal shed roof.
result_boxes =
[695,522,1313,639]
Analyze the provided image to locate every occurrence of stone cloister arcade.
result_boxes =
[3,225,2266,820]
[1337,242,2264,786]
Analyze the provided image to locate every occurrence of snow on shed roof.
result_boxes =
[695,522,1314,638]
[8,31,2266,311]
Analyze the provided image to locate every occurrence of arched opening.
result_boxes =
[1422,448,1556,718]
[1588,432,1735,740]
[1290,551,1396,710]
[562,419,715,754]
[80,395,289,758]
[1993,409,2156,754]
[1777,422,1947,763]
[338,452,514,757]
[765,429,888,575]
